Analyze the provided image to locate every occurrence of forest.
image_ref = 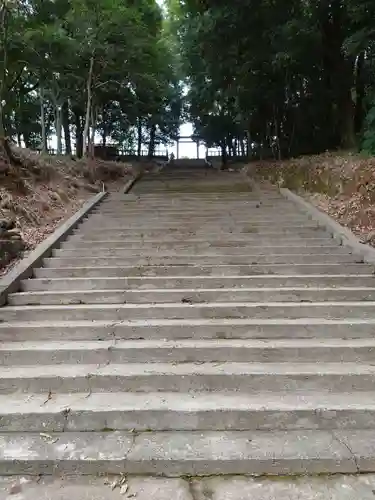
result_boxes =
[0,0,181,158]
[1,0,375,161]
[170,0,375,160]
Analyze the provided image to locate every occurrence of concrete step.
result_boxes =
[2,391,375,432]
[89,212,311,220]
[4,302,375,322]
[69,234,338,245]
[87,216,317,226]
[21,275,375,292]
[71,234,337,246]
[59,240,345,252]
[98,199,294,205]
[82,226,327,238]
[0,429,373,475]
[33,263,373,278]
[10,286,375,306]
[2,475,375,500]
[49,255,357,266]
[61,240,347,253]
[64,238,343,251]
[2,339,375,365]
[89,206,310,214]
[76,230,333,241]
[91,212,310,220]
[91,203,303,208]
[96,203,294,210]
[75,228,331,238]
[11,475,375,500]
[1,318,375,342]
[43,254,357,267]
[1,362,375,394]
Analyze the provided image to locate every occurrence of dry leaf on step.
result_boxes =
[39,433,59,444]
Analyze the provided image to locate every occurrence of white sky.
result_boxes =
[169,122,208,159]
[49,122,205,158]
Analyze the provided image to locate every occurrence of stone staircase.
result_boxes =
[1,168,375,477]
[172,159,208,168]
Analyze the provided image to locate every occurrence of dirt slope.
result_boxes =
[0,146,134,274]
[246,152,375,244]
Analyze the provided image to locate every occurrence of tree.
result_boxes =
[174,0,375,160]
[0,0,181,159]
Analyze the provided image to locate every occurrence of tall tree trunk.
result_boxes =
[89,104,96,158]
[273,108,282,160]
[40,86,47,153]
[339,86,356,149]
[246,129,251,157]
[355,51,365,136]
[73,107,84,158]
[220,141,227,168]
[148,123,156,158]
[0,1,8,138]
[137,119,142,157]
[240,139,245,156]
[23,132,32,149]
[55,104,62,155]
[318,1,355,149]
[83,55,94,156]
[62,101,72,155]
[231,139,236,157]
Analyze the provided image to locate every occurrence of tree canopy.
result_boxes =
[0,0,182,157]
[172,0,375,160]
[2,0,375,161]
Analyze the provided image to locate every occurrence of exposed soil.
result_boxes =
[246,151,375,245]
[0,144,135,275]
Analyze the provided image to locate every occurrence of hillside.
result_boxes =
[0,145,134,274]
[246,152,375,245]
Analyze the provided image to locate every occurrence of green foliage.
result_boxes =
[172,0,375,160]
[0,0,182,156]
[362,104,375,155]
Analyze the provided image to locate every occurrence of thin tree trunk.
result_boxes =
[355,51,365,136]
[148,123,156,158]
[62,101,72,155]
[89,104,96,158]
[0,1,8,138]
[137,119,142,157]
[40,86,47,153]
[55,104,62,155]
[83,55,95,156]
[221,142,227,168]
[101,107,107,147]
[240,139,245,156]
[23,132,32,149]
[73,107,83,158]
[246,130,251,157]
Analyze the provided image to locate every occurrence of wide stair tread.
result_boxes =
[2,168,375,477]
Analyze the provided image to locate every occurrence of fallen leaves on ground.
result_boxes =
[0,145,135,275]
[246,151,375,245]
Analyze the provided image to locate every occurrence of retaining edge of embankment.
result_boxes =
[0,172,143,306]
[280,188,375,265]
[0,191,107,306]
